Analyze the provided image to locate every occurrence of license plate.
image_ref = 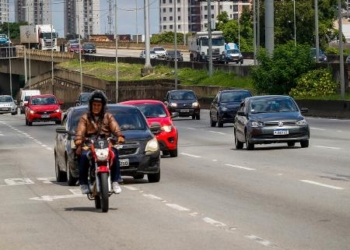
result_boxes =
[273,129,289,135]
[41,114,50,118]
[180,109,189,112]
[1,108,8,111]
[119,158,129,167]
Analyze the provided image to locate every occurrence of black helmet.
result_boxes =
[88,90,107,115]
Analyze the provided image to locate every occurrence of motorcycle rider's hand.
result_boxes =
[76,145,82,155]
[117,136,125,144]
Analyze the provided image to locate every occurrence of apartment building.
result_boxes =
[15,0,51,25]
[159,0,251,33]
[65,0,100,39]
[0,0,9,24]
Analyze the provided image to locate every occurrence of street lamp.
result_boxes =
[135,0,138,44]
[115,0,119,102]
[293,0,296,46]
[51,0,54,94]
[174,0,178,89]
[7,22,12,97]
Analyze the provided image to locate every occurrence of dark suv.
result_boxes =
[210,89,252,127]
[164,90,200,120]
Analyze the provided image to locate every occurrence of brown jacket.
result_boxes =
[74,112,123,146]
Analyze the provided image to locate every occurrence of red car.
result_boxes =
[68,43,83,54]
[25,94,63,126]
[120,100,178,157]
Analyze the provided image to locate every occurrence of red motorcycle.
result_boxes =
[85,136,119,213]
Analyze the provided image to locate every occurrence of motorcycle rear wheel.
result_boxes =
[100,172,109,213]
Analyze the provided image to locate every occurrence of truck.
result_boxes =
[19,89,41,114]
[188,31,226,62]
[20,24,58,51]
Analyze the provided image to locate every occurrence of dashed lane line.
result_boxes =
[225,164,256,171]
[181,152,201,158]
[300,180,344,190]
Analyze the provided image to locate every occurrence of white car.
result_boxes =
[152,47,167,59]
[0,95,17,115]
[140,50,158,59]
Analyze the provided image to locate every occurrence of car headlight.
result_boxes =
[145,138,159,153]
[220,106,228,111]
[162,125,172,132]
[29,109,35,114]
[251,121,264,127]
[55,108,61,113]
[170,102,177,107]
[296,119,308,125]
[192,102,199,107]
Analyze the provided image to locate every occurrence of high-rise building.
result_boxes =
[160,0,251,33]
[15,0,51,25]
[65,0,100,39]
[0,0,10,24]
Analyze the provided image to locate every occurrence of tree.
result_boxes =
[0,22,27,40]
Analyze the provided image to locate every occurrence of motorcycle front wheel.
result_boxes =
[99,172,109,213]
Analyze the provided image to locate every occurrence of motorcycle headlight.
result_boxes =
[192,102,199,107]
[251,121,264,127]
[162,125,172,132]
[170,102,177,107]
[296,119,308,126]
[145,138,159,154]
[95,149,109,161]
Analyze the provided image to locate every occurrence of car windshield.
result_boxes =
[0,96,13,102]
[136,103,168,118]
[153,48,165,52]
[170,91,196,100]
[201,37,225,46]
[71,44,80,48]
[0,34,7,38]
[80,93,90,102]
[227,49,240,54]
[250,97,299,113]
[220,91,250,103]
[31,97,57,105]
[83,44,95,49]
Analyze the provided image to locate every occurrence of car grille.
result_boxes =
[36,111,55,115]
[254,132,306,139]
[118,142,139,156]
[264,121,296,126]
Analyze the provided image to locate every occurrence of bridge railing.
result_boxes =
[14,46,77,62]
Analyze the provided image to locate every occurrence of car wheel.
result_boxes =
[11,111,17,115]
[28,120,32,126]
[169,148,178,157]
[55,154,67,182]
[300,140,309,148]
[196,113,200,120]
[133,174,144,180]
[25,119,28,126]
[210,116,216,127]
[245,133,254,150]
[192,115,195,120]
[162,150,170,156]
[66,159,77,186]
[218,120,223,127]
[287,142,295,147]
[234,130,244,149]
[148,170,161,183]
[55,120,61,125]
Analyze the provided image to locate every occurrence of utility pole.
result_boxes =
[265,0,274,55]
[315,0,319,63]
[338,0,345,99]
[207,0,213,77]
[8,22,12,97]
[174,0,178,89]
[115,0,119,102]
[51,0,54,94]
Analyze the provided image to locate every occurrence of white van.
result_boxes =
[19,89,41,114]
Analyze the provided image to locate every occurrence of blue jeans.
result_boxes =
[79,147,122,185]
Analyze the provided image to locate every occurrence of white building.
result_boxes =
[0,0,9,24]
[65,0,100,39]
[159,0,251,33]
[15,0,51,25]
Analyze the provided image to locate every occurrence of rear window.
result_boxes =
[220,91,251,103]
[31,96,57,105]
[134,103,167,118]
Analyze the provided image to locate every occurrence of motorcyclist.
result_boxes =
[74,90,125,194]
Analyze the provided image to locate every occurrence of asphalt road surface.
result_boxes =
[0,110,349,250]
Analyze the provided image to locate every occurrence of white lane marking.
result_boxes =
[69,189,83,195]
[301,180,344,190]
[212,159,218,162]
[203,217,226,227]
[37,177,55,184]
[314,145,341,150]
[166,203,190,211]
[30,193,84,201]
[245,235,272,247]
[225,164,256,171]
[181,152,201,158]
[143,194,162,200]
[0,134,4,136]
[208,131,226,135]
[5,178,34,186]
[124,185,139,191]
[311,127,325,131]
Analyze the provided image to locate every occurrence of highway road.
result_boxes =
[95,48,256,65]
[0,111,349,249]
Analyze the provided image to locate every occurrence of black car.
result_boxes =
[234,95,310,150]
[164,90,200,120]
[210,89,252,127]
[165,50,183,61]
[54,104,161,186]
[82,43,96,54]
[75,92,91,106]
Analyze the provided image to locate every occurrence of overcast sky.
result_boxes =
[9,0,160,38]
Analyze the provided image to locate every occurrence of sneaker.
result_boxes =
[80,184,90,194]
[112,182,121,194]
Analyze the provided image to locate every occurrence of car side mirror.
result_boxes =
[150,122,161,135]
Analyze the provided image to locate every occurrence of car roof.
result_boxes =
[220,89,250,93]
[168,89,194,93]
[247,95,291,100]
[120,100,165,105]
[30,94,56,98]
[68,104,140,113]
